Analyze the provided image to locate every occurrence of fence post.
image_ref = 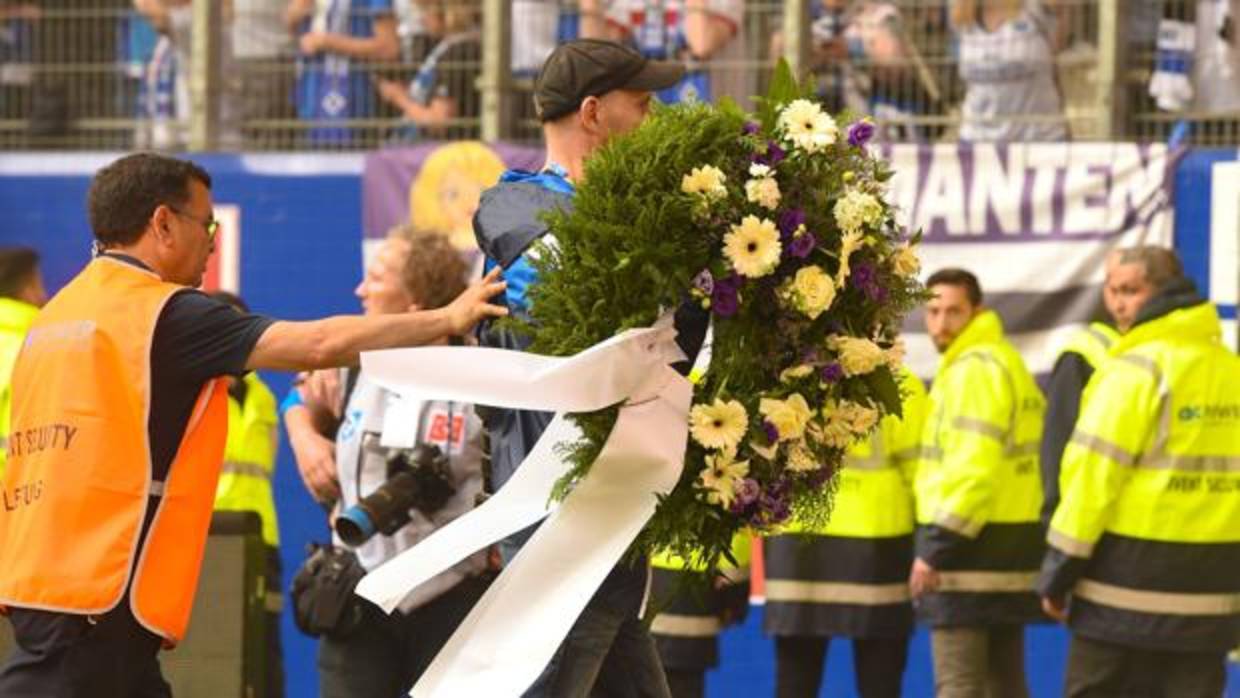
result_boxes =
[1095,0,1124,140]
[480,0,512,143]
[188,0,222,151]
[781,0,811,79]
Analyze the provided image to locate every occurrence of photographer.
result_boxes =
[286,233,490,698]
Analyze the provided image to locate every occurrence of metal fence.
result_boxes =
[0,0,1236,151]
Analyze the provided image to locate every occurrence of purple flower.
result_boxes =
[763,420,780,443]
[752,140,787,167]
[788,231,817,259]
[692,268,714,296]
[758,490,792,525]
[847,120,876,147]
[712,283,739,317]
[807,464,836,489]
[742,121,761,135]
[765,141,787,166]
[851,262,885,301]
[778,208,806,238]
[820,362,844,383]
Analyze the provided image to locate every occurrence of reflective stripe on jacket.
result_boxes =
[915,310,1045,626]
[1048,302,1240,651]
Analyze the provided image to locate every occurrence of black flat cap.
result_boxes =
[534,39,686,122]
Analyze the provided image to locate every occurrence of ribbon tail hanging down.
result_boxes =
[409,365,692,697]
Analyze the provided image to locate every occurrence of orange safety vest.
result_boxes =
[0,256,228,646]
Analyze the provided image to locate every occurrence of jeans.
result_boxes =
[774,635,910,698]
[318,575,490,698]
[1063,634,1226,698]
[524,602,671,698]
[930,625,1029,698]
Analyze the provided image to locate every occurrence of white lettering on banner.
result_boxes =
[968,144,1024,236]
[913,146,969,236]
[1028,144,1068,235]
[1108,143,1169,230]
[1063,145,1114,235]
[885,143,1171,239]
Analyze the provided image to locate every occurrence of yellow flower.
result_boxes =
[836,400,880,434]
[778,99,838,153]
[884,338,906,370]
[834,230,865,289]
[681,165,728,199]
[750,438,779,460]
[828,335,885,376]
[698,449,750,508]
[782,264,836,320]
[809,407,859,449]
[786,439,820,472]
[724,215,782,278]
[834,189,884,236]
[745,176,781,210]
[891,242,921,278]
[779,364,814,383]
[689,398,749,450]
[760,393,812,442]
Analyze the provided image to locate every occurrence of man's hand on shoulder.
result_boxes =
[444,266,508,336]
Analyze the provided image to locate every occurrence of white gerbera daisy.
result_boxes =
[724,215,782,278]
[689,398,749,450]
[778,99,838,153]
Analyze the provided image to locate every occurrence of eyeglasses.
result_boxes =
[169,206,220,243]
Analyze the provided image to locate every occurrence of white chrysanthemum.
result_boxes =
[833,189,884,236]
[828,335,886,376]
[724,215,782,278]
[681,165,728,200]
[891,242,921,277]
[745,176,781,210]
[759,393,812,442]
[781,265,836,320]
[778,99,838,153]
[748,163,773,178]
[698,449,750,508]
[689,398,749,450]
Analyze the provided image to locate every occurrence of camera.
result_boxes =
[334,443,456,547]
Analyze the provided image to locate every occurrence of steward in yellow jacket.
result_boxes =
[1039,272,1240,697]
[649,534,752,698]
[763,367,927,698]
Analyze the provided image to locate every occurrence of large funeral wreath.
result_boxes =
[523,63,925,569]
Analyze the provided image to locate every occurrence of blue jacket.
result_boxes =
[473,167,710,616]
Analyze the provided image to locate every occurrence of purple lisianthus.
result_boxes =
[851,261,885,301]
[778,208,806,239]
[753,140,787,168]
[757,490,792,525]
[788,231,817,259]
[712,284,739,317]
[742,121,761,135]
[820,362,844,383]
[807,464,836,489]
[692,268,714,296]
[847,119,876,147]
[763,420,780,444]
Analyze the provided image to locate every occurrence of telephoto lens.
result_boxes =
[334,444,455,546]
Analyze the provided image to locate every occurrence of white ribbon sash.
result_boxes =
[354,318,692,697]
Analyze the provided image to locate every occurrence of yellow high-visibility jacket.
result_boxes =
[1044,301,1240,652]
